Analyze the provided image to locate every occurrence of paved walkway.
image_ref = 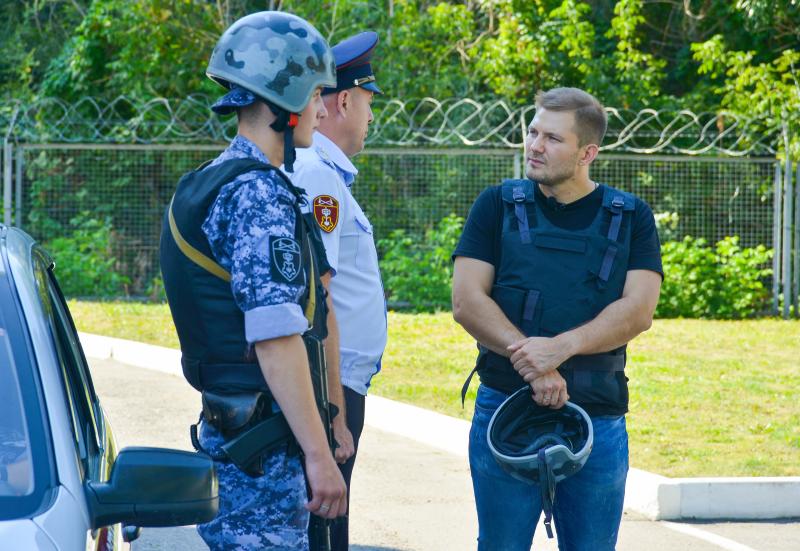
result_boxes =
[88,358,799,551]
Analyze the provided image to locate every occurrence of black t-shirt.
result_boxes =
[454,182,664,277]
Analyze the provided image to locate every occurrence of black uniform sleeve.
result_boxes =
[628,198,664,279]
[452,186,503,265]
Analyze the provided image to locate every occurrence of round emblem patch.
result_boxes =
[313,195,339,233]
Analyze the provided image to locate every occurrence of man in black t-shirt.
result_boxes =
[452,87,662,550]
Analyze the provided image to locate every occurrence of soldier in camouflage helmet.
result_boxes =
[159,11,345,550]
[207,10,337,172]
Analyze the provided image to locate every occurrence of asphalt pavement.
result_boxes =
[87,358,800,551]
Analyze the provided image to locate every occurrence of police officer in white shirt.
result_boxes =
[290,31,387,551]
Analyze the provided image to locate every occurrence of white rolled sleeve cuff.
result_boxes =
[244,303,308,343]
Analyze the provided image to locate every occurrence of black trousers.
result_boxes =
[329,386,366,551]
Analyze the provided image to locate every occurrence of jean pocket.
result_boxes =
[475,385,509,412]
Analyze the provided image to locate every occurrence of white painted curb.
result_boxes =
[78,332,800,521]
[79,332,182,378]
[364,394,470,457]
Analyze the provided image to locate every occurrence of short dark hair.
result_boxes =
[236,100,269,125]
[534,88,607,146]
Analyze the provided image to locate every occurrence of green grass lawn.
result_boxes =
[69,300,800,478]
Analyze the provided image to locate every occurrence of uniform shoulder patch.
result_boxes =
[269,236,302,283]
[313,195,340,233]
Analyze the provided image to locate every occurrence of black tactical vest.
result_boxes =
[160,158,327,394]
[478,179,636,414]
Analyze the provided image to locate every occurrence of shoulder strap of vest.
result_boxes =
[168,195,232,282]
[598,186,636,283]
[501,179,535,244]
[600,186,636,242]
[500,179,535,203]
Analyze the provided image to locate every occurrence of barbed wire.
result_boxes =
[0,95,778,156]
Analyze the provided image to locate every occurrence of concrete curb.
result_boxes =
[78,332,800,521]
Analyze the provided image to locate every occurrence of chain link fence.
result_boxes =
[1,96,794,314]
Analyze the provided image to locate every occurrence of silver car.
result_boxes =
[0,225,218,550]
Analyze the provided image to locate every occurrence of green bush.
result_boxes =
[44,214,130,298]
[378,214,464,311]
[656,236,773,319]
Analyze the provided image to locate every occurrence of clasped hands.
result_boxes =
[507,336,570,409]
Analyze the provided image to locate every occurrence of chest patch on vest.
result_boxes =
[269,236,302,283]
[313,195,339,233]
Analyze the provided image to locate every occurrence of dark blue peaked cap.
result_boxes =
[323,31,382,95]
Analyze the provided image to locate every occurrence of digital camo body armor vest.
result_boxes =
[478,179,636,414]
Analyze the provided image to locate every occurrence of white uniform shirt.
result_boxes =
[291,132,387,395]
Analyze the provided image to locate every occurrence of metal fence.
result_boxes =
[1,96,797,315]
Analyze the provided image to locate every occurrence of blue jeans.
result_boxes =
[470,384,628,551]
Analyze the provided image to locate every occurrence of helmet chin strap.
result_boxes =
[538,447,557,539]
[265,101,300,172]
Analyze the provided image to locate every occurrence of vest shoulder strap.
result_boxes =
[501,179,535,204]
[168,195,232,282]
[500,179,536,244]
[598,186,636,281]
[601,186,636,213]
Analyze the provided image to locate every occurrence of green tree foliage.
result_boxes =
[1,0,796,120]
[0,1,87,100]
[692,34,800,157]
[39,1,224,102]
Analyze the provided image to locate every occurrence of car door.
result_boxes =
[32,249,125,551]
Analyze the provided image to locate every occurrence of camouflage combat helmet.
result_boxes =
[487,387,593,538]
[207,11,336,114]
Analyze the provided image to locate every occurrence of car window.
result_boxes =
[33,254,103,480]
[0,327,34,498]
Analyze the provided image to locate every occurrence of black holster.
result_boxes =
[202,390,269,438]
[199,390,294,477]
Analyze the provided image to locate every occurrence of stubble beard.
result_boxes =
[526,163,577,187]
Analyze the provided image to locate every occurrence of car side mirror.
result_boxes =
[85,447,218,529]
